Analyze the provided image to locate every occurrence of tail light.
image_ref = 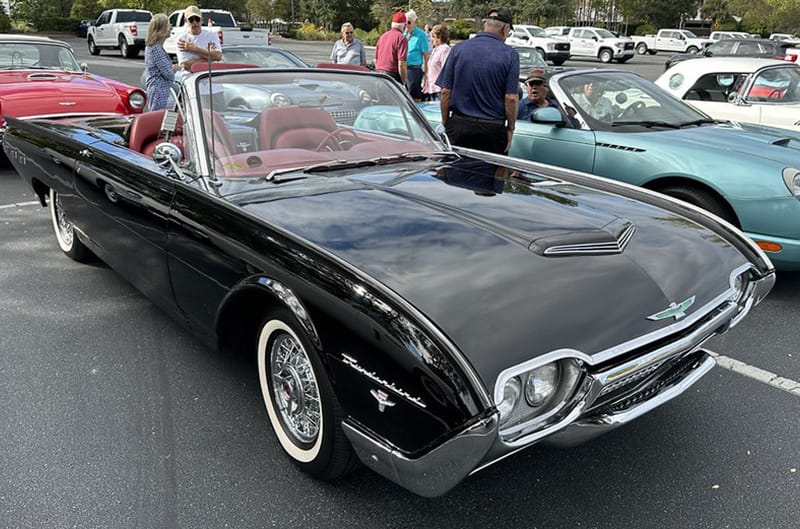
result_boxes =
[130,23,137,37]
[780,54,797,62]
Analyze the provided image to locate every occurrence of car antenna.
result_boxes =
[205,43,222,188]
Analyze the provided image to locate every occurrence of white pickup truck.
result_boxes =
[567,27,635,63]
[632,29,711,55]
[164,8,270,55]
[505,24,571,65]
[87,9,153,58]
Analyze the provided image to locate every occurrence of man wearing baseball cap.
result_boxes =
[374,11,408,85]
[176,5,222,72]
[436,7,519,154]
[518,69,556,120]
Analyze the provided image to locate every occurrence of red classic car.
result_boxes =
[0,35,146,141]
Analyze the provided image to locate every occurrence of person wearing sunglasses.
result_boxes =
[330,22,367,67]
[517,69,557,119]
[176,5,222,73]
[403,10,430,102]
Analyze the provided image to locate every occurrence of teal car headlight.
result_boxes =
[782,167,800,197]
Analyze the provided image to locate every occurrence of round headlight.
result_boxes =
[781,167,800,196]
[524,363,558,407]
[128,90,146,110]
[497,377,521,425]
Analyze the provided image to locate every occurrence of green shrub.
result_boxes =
[0,12,11,33]
[354,28,381,46]
[635,23,658,35]
[294,22,332,41]
[447,19,476,41]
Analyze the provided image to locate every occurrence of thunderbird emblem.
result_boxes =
[370,389,396,412]
[647,296,696,321]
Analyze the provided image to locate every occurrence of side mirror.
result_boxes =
[592,36,598,41]
[435,123,452,150]
[531,106,565,125]
[153,142,182,168]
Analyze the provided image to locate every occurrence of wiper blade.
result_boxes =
[303,151,458,174]
[678,119,716,127]
[612,120,681,129]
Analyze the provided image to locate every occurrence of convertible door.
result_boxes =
[71,143,177,312]
[509,124,595,171]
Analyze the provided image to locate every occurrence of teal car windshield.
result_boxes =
[559,71,712,130]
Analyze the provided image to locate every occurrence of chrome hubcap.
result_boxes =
[54,194,73,246]
[270,333,320,444]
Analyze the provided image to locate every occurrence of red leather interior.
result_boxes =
[202,109,237,157]
[258,106,337,150]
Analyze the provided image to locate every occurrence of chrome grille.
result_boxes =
[331,109,358,126]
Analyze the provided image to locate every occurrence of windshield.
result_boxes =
[746,65,800,102]
[529,27,548,38]
[556,71,710,130]
[515,48,548,71]
[202,11,236,27]
[0,42,82,71]
[191,70,441,184]
[595,29,615,39]
[221,49,306,68]
[680,30,698,39]
[117,11,151,22]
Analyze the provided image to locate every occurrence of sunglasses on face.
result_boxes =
[527,80,545,87]
[344,31,353,34]
[188,16,201,23]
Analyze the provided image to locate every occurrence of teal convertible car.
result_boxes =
[418,70,800,270]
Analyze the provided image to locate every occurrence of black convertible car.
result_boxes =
[3,67,775,496]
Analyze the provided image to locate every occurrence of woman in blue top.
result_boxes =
[143,14,175,111]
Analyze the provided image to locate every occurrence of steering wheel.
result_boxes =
[618,101,646,120]
[315,128,359,152]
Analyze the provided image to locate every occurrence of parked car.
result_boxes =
[566,26,635,63]
[76,19,91,38]
[219,45,307,68]
[664,38,797,70]
[544,26,571,39]
[418,68,800,270]
[0,35,146,145]
[632,28,712,55]
[87,8,152,58]
[770,33,797,41]
[709,31,753,42]
[511,45,562,93]
[1,66,775,497]
[655,57,800,131]
[504,24,570,65]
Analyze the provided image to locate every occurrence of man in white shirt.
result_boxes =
[176,5,224,109]
[176,5,222,72]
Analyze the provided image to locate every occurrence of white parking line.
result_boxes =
[0,200,39,211]
[709,351,800,397]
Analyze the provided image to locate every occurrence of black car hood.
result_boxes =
[236,157,748,386]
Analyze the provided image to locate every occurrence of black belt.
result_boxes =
[450,112,505,126]
[408,65,422,69]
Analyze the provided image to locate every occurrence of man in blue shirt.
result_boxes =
[404,10,430,102]
[330,22,367,67]
[436,7,519,154]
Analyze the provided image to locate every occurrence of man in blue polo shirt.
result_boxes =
[436,7,519,154]
[404,10,430,102]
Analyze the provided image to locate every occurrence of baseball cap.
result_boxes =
[525,69,549,83]
[486,7,513,29]
[392,11,406,24]
[184,5,201,19]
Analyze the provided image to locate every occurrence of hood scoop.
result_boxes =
[28,72,60,80]
[530,219,636,256]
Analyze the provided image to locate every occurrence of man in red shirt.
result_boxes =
[374,11,408,86]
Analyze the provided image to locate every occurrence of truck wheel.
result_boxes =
[599,49,613,63]
[119,37,137,58]
[88,37,100,56]
[648,49,658,55]
[686,46,699,54]
[636,43,648,55]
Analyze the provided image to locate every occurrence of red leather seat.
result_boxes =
[201,109,238,157]
[128,110,168,153]
[258,106,337,150]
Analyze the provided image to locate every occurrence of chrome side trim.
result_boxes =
[342,414,498,498]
